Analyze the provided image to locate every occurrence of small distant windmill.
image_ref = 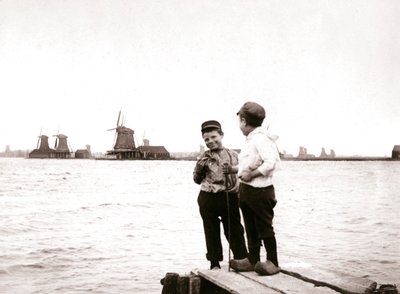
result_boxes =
[35,127,51,151]
[53,134,70,152]
[29,128,53,158]
[53,125,70,153]
[36,127,43,149]
[51,124,71,158]
[107,110,136,151]
[108,110,122,149]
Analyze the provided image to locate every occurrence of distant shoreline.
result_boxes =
[281,156,397,161]
[170,156,399,162]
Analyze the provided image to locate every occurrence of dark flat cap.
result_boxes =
[201,120,221,132]
[237,102,266,120]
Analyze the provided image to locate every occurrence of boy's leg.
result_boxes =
[198,191,223,264]
[221,193,247,260]
[243,185,277,256]
[263,236,278,267]
[240,199,261,264]
[229,197,259,272]
[240,183,264,264]
[255,236,280,275]
[244,185,280,275]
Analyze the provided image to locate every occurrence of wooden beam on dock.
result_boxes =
[281,263,377,293]
[237,271,338,293]
[195,268,278,293]
[193,263,378,294]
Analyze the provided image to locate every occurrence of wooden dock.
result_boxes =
[161,262,398,293]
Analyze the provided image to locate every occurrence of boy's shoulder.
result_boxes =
[200,148,238,157]
[252,131,276,144]
[227,148,239,154]
[225,148,239,158]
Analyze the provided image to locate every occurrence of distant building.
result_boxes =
[0,146,28,158]
[319,147,336,158]
[54,134,71,159]
[106,111,170,160]
[29,133,72,159]
[297,146,315,158]
[75,145,92,159]
[298,146,307,158]
[29,135,56,158]
[319,147,328,158]
[392,145,400,159]
[279,150,293,159]
[138,145,170,160]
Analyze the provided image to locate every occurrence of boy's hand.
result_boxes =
[238,170,252,181]
[222,163,238,174]
[222,164,232,174]
[239,169,262,182]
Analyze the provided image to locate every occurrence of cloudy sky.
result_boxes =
[1,0,399,156]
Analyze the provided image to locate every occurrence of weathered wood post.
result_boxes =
[176,275,189,294]
[161,273,201,294]
[189,274,201,294]
[161,272,179,294]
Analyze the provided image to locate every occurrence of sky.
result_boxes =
[0,0,399,156]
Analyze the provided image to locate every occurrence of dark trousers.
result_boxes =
[239,183,279,266]
[198,190,248,262]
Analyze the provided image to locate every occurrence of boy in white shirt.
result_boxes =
[224,102,281,275]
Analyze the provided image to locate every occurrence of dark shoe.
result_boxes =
[229,258,254,272]
[254,261,280,275]
[209,261,221,270]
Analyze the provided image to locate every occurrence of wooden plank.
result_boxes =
[196,268,279,294]
[193,262,378,294]
[281,263,377,294]
[238,271,338,294]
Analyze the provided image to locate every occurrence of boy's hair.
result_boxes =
[238,112,264,127]
[237,102,265,127]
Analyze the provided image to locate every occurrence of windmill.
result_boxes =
[34,127,51,151]
[53,125,70,153]
[108,110,122,149]
[37,135,51,151]
[107,110,136,151]
[29,129,53,158]
[53,134,70,152]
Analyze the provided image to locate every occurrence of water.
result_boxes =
[0,158,399,293]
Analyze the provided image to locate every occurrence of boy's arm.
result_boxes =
[193,153,211,184]
[239,168,262,182]
[193,161,206,184]
[240,139,277,182]
[253,139,278,176]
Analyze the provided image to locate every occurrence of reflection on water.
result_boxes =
[0,159,399,293]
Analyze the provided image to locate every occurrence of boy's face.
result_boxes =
[202,130,223,150]
[238,117,248,135]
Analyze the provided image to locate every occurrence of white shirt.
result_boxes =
[238,127,280,188]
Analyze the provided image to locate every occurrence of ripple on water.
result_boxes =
[1,159,399,293]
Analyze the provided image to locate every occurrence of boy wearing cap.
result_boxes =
[225,102,281,275]
[193,120,248,270]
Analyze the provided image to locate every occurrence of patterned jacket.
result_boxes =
[193,148,239,193]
